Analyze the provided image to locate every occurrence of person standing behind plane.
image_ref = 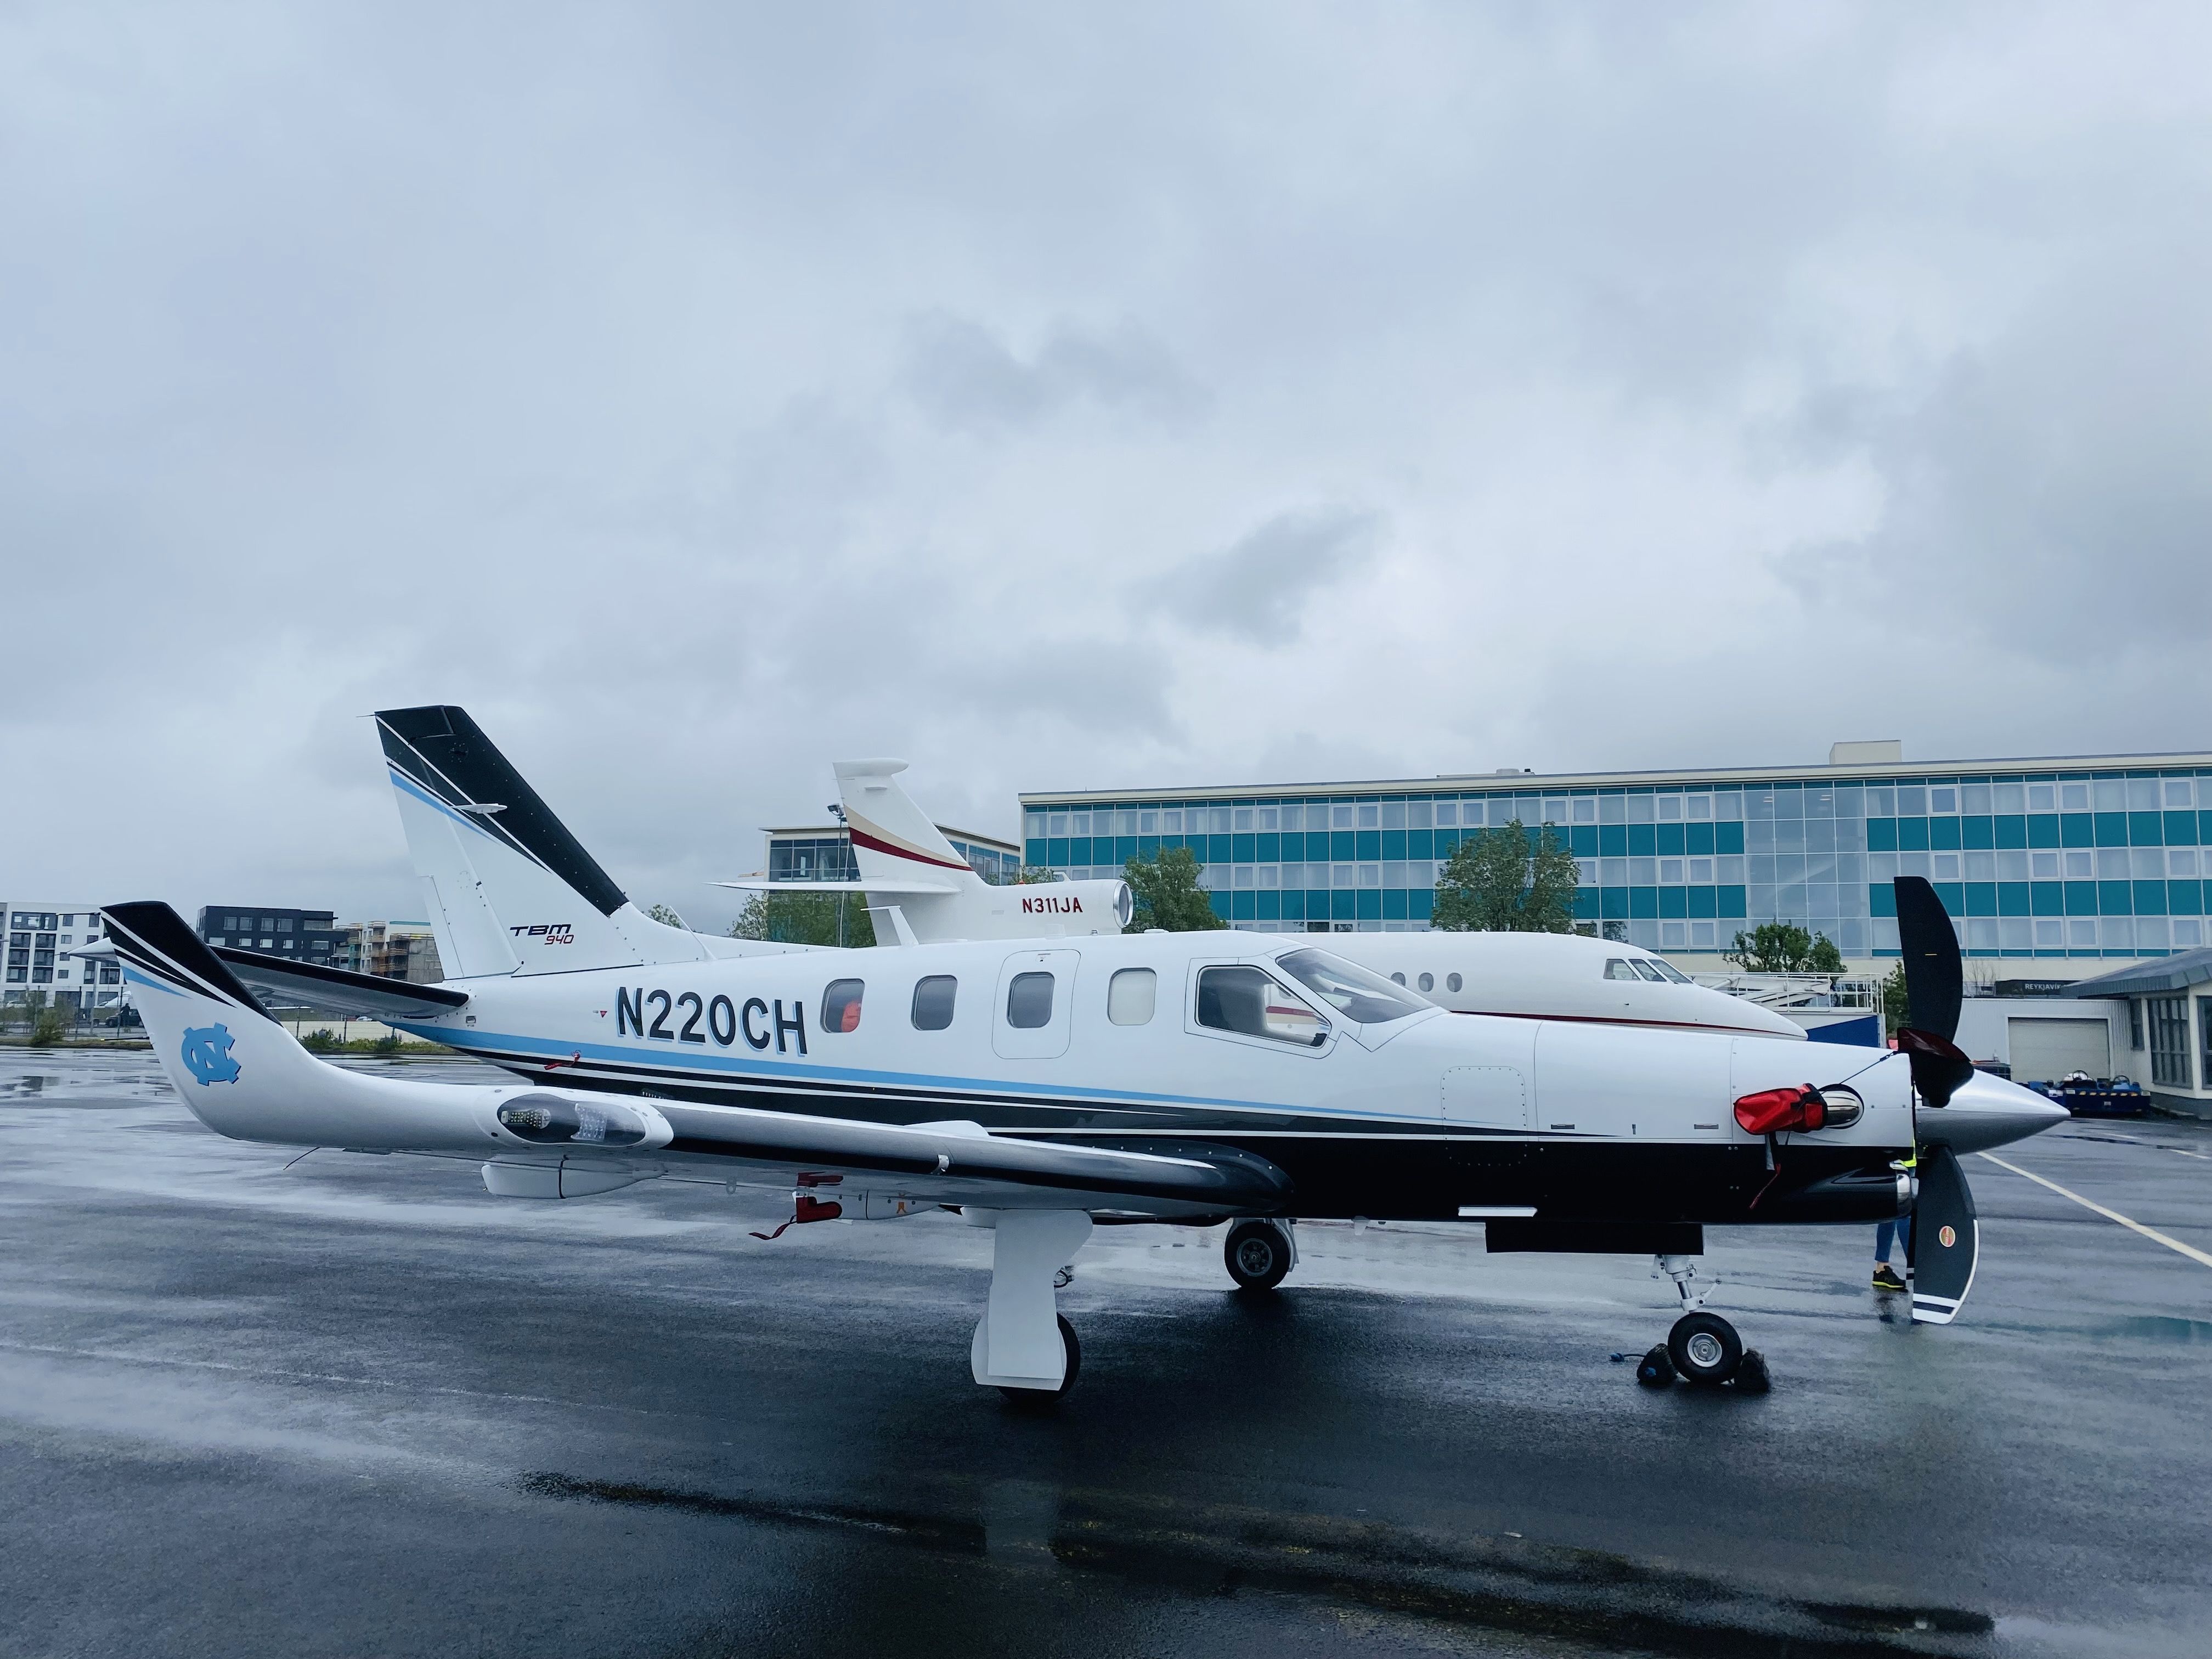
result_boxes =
[1872,1215,1911,1292]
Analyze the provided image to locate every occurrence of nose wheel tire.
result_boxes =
[1224,1220,1293,1291]
[1667,1311,1743,1385]
[998,1315,1082,1406]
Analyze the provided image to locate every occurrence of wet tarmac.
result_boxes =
[2,1049,2209,1657]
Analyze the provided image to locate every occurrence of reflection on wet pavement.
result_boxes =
[1,1049,2208,1657]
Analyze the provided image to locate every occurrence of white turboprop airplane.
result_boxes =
[107,715,2065,1402]
[723,757,1806,1042]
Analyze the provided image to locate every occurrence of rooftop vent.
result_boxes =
[1829,740,1903,766]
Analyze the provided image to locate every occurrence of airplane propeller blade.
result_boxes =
[1906,1144,1979,1324]
[1893,876,1974,1108]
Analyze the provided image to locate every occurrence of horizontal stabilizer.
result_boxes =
[214,947,470,1020]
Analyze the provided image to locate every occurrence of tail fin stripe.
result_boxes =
[102,904,274,1022]
[847,819,973,872]
[380,729,557,878]
[386,758,554,874]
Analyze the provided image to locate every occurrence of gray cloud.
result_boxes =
[900,313,1207,434]
[3,3,2211,918]
[1155,506,1383,643]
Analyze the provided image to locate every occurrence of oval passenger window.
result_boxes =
[1390,972,1407,985]
[1006,971,1055,1029]
[1446,972,1462,993]
[1417,972,1434,992]
[911,974,956,1031]
[821,979,864,1033]
[1108,967,1156,1025]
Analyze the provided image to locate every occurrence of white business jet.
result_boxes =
[724,758,1804,1042]
[110,719,2062,1402]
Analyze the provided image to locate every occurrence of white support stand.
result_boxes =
[967,1209,1092,1389]
[1654,1252,1716,1313]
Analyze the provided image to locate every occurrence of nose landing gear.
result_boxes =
[1636,1254,1770,1393]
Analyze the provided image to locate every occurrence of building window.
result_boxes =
[2149,996,2190,1088]
[2131,1001,2145,1049]
[2200,1002,2212,1094]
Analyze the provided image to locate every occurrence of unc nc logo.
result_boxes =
[180,1024,241,1087]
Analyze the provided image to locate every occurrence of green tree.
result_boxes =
[1432,819,1578,933]
[729,891,877,947]
[645,903,687,928]
[1122,845,1228,931]
[28,1003,69,1046]
[1724,921,1846,974]
[1880,963,1911,1034]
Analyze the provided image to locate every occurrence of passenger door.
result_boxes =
[993,949,1080,1060]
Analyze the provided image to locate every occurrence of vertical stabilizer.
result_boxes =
[376,706,718,974]
[832,760,1129,943]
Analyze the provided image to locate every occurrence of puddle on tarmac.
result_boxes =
[523,1470,1998,1657]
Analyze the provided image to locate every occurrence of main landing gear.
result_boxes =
[968,1209,1091,1405]
[1224,1218,1297,1290]
[1635,1255,1770,1394]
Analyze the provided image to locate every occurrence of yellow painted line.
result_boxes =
[1977,1153,2212,1269]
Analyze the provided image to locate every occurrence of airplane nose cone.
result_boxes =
[1916,1068,2072,1154]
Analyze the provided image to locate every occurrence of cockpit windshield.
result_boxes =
[1274,948,1432,1025]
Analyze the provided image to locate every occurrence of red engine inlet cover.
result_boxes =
[1734,1084,1826,1136]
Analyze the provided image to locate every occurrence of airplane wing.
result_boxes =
[712,878,959,895]
[212,946,471,1020]
[644,1101,1288,1216]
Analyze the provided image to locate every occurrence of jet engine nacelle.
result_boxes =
[1001,879,1132,935]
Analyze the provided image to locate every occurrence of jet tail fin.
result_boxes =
[833,760,990,889]
[375,705,723,974]
[831,758,1128,943]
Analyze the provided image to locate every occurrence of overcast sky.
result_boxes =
[5,2,2209,928]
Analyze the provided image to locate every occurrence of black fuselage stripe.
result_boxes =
[442,1036,1565,1138]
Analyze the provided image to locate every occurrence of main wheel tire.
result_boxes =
[1224,1221,1292,1291]
[1667,1311,1744,1385]
[1635,1344,1676,1387]
[999,1315,1082,1406]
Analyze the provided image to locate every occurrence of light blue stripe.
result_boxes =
[388,765,509,851]
[394,1022,1440,1126]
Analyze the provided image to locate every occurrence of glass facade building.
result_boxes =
[1019,750,2212,968]
[764,825,1024,885]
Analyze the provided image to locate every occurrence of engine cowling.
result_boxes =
[1007,879,1131,934]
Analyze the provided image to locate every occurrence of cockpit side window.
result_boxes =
[1650,959,1693,984]
[1630,959,1667,983]
[1605,958,1640,981]
[1196,965,1328,1046]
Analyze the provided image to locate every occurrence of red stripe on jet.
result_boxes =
[1452,1008,1795,1037]
[847,824,973,872]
